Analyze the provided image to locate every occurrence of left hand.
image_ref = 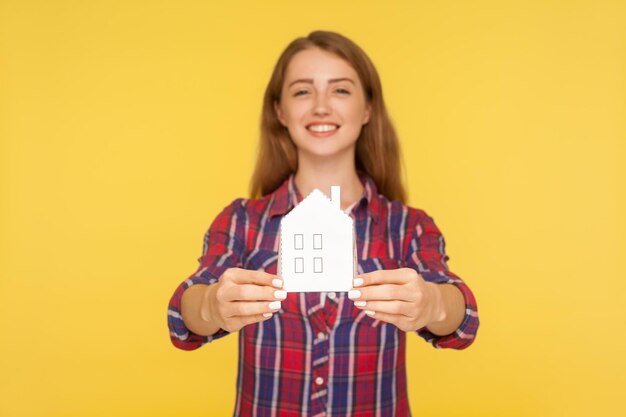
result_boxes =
[348,268,447,332]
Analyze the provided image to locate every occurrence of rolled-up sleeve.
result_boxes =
[167,199,247,351]
[403,209,479,349]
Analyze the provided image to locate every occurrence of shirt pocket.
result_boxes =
[352,256,403,327]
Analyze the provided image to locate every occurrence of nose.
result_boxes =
[313,93,331,116]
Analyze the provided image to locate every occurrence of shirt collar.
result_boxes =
[268,172,381,223]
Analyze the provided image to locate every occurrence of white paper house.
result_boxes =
[279,186,355,292]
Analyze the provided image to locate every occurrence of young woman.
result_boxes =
[168,30,479,416]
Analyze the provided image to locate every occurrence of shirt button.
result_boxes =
[327,292,336,300]
[317,332,325,341]
[315,376,324,386]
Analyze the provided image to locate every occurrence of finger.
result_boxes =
[224,268,283,287]
[234,312,275,330]
[353,268,416,288]
[353,300,415,317]
[349,284,413,302]
[223,284,286,302]
[362,310,418,331]
[227,300,283,317]
[361,309,402,326]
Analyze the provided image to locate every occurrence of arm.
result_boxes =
[167,199,247,350]
[400,209,479,349]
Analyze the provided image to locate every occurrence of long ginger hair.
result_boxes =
[250,30,407,203]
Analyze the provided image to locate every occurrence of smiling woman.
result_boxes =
[167,30,479,416]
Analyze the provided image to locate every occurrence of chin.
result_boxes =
[297,143,356,160]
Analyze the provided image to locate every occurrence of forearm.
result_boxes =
[425,283,466,336]
[180,283,222,337]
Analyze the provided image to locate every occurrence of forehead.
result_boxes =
[284,47,360,85]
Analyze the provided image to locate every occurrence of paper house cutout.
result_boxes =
[279,186,356,292]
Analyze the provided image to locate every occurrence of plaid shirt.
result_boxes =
[167,173,479,417]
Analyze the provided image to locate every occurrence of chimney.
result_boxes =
[331,186,340,210]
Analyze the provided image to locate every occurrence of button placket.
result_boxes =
[310,303,331,416]
[305,290,341,416]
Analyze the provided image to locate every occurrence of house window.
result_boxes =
[294,234,303,250]
[295,257,304,273]
[313,234,322,249]
[313,257,323,273]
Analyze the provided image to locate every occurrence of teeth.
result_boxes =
[308,124,338,132]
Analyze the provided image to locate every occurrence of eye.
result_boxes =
[294,90,309,97]
[336,88,351,95]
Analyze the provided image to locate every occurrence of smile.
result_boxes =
[307,124,339,133]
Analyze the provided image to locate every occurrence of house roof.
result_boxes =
[280,188,353,223]
[268,172,381,223]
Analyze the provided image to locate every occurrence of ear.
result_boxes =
[362,102,372,125]
[274,100,287,127]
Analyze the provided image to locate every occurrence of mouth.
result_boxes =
[306,123,341,136]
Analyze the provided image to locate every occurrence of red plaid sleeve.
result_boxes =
[403,209,479,349]
[167,199,247,350]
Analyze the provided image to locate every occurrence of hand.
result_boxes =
[203,268,285,333]
[348,268,446,332]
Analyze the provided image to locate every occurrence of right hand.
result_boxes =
[203,267,286,333]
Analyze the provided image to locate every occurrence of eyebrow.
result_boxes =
[287,77,355,88]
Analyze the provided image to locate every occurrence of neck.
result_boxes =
[294,149,364,211]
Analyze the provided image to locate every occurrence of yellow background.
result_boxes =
[1,1,624,416]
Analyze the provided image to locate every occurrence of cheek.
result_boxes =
[282,101,308,124]
[340,101,367,122]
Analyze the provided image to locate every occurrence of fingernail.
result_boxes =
[274,290,287,299]
[354,301,367,307]
[348,290,361,300]
[263,312,273,318]
[365,310,375,316]
[269,301,281,310]
[353,278,364,287]
[272,279,283,288]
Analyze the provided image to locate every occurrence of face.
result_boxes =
[274,47,372,160]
